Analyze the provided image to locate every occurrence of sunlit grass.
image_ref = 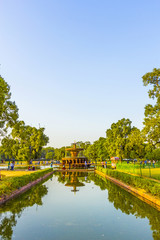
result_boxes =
[0,170,39,178]
[117,167,160,180]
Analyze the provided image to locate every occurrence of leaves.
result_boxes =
[1,121,49,161]
[0,76,19,137]
[142,68,160,148]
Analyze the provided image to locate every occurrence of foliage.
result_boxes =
[106,118,133,160]
[1,121,49,162]
[0,168,52,197]
[83,138,109,161]
[142,68,160,148]
[54,147,65,160]
[125,128,146,159]
[0,180,48,240]
[42,147,55,159]
[96,166,160,197]
[75,141,91,156]
[0,76,19,137]
[90,174,160,240]
[84,142,98,161]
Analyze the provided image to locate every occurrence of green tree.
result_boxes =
[125,128,146,159]
[46,151,54,160]
[42,147,55,159]
[0,76,18,137]
[54,147,65,160]
[93,137,109,161]
[142,68,160,147]
[1,137,19,159]
[106,118,133,161]
[1,121,49,162]
[76,141,91,157]
[84,143,98,162]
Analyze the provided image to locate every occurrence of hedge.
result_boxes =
[0,168,53,197]
[96,166,160,198]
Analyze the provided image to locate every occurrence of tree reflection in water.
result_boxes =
[89,174,160,240]
[0,181,48,240]
[0,172,160,240]
[54,170,160,240]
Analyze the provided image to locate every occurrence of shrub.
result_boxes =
[96,166,160,198]
[0,168,53,197]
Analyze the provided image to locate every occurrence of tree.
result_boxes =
[0,76,18,137]
[1,121,49,162]
[42,147,55,159]
[76,141,91,156]
[125,128,145,159]
[54,147,65,160]
[1,137,19,159]
[106,118,133,161]
[142,68,160,147]
[84,143,98,162]
[93,137,109,161]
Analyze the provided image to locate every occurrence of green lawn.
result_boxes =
[117,167,160,180]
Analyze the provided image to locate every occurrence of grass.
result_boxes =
[0,168,53,197]
[0,170,38,178]
[96,166,160,198]
[116,166,160,180]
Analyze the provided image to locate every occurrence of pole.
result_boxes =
[140,162,142,177]
[149,163,151,178]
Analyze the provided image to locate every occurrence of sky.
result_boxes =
[0,0,160,148]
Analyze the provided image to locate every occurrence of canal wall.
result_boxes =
[95,170,160,211]
[0,171,54,205]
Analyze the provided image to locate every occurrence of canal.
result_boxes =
[0,171,160,240]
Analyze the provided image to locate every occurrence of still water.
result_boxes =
[0,171,160,240]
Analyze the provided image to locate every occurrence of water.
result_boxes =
[0,171,160,240]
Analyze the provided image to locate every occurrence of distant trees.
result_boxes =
[1,68,160,162]
[54,147,65,160]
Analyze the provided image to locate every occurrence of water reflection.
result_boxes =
[89,174,160,240]
[53,171,160,240]
[0,172,160,240]
[61,171,88,192]
[0,180,48,240]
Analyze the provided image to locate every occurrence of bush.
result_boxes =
[96,166,160,198]
[0,168,53,197]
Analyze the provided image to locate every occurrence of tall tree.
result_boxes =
[125,128,145,159]
[0,76,18,137]
[84,143,98,162]
[106,118,133,161]
[142,68,160,147]
[93,137,109,161]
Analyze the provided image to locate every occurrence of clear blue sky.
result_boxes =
[0,0,160,147]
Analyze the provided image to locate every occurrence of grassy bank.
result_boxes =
[115,162,160,180]
[96,166,160,198]
[0,168,53,198]
[1,170,37,178]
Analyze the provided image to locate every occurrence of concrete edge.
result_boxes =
[95,170,160,212]
[57,169,94,172]
[0,171,54,205]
